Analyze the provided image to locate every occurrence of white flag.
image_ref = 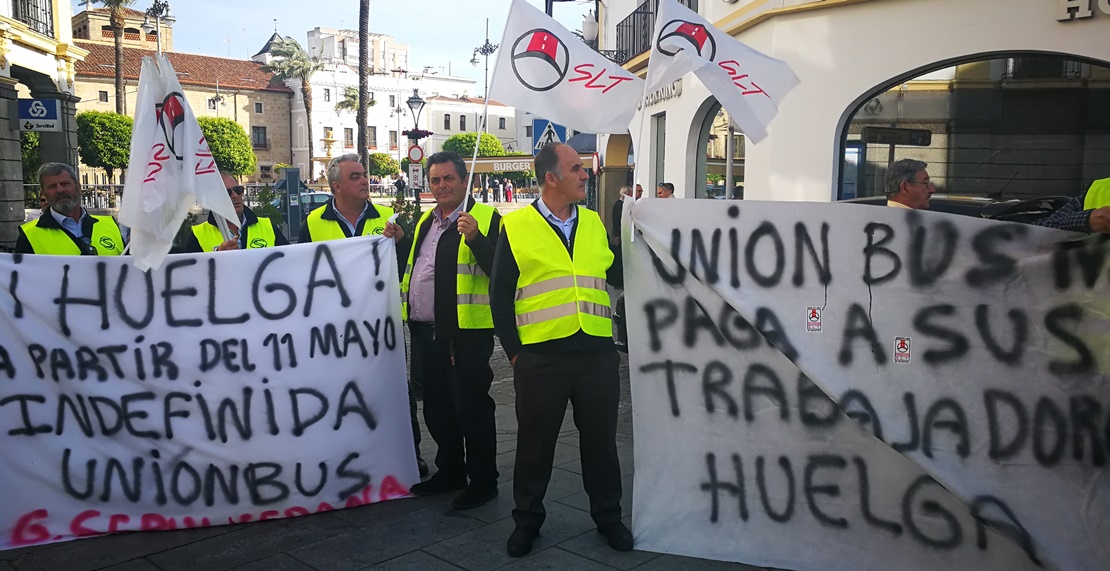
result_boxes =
[489,0,644,134]
[646,0,799,143]
[119,54,237,271]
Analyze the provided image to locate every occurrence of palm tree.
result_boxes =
[335,86,374,116]
[96,0,135,115]
[358,0,370,167]
[262,39,324,178]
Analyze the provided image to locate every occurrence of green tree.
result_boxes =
[96,0,135,114]
[442,132,504,157]
[262,39,324,178]
[197,117,257,175]
[366,152,400,179]
[76,111,133,182]
[21,131,41,186]
[334,86,374,115]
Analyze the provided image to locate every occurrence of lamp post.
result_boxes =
[470,19,498,99]
[390,100,404,167]
[140,0,175,56]
[406,88,426,140]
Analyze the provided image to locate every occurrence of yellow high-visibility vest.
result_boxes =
[305,203,395,242]
[192,217,277,251]
[501,204,613,344]
[1083,178,1110,210]
[400,201,496,329]
[20,215,124,256]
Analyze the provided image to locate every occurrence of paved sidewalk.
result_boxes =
[1,347,767,571]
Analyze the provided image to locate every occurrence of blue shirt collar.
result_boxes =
[536,196,576,224]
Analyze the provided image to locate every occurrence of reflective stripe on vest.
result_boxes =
[305,203,394,242]
[400,201,496,329]
[20,215,124,256]
[501,205,613,344]
[1083,178,1110,210]
[192,218,277,251]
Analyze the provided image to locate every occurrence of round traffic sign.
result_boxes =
[408,145,424,163]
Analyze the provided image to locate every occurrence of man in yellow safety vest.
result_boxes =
[401,151,501,510]
[16,163,125,256]
[490,143,631,557]
[1034,177,1110,234]
[180,172,288,252]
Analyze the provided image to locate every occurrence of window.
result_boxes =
[98,91,108,103]
[460,115,466,131]
[323,88,331,102]
[368,126,378,149]
[259,165,273,180]
[344,128,354,148]
[389,94,396,107]
[444,114,451,130]
[254,102,263,114]
[323,126,333,139]
[208,98,216,110]
[389,130,398,149]
[525,125,533,138]
[252,126,268,149]
[499,117,506,130]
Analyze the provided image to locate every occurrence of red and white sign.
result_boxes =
[407,145,424,163]
[490,0,644,134]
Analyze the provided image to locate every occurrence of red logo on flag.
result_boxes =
[156,92,187,160]
[511,28,570,92]
[656,19,717,60]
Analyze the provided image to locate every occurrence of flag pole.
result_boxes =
[465,33,503,197]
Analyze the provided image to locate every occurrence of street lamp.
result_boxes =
[406,89,426,133]
[140,0,175,56]
[471,19,498,99]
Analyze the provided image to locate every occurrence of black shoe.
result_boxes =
[409,475,465,496]
[597,523,633,551]
[506,526,538,557]
[416,456,429,478]
[451,484,498,510]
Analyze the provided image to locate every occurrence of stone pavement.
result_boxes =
[1,344,768,571]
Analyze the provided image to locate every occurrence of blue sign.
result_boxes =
[17,99,61,132]
[532,119,567,155]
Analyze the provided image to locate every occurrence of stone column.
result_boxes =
[0,76,23,251]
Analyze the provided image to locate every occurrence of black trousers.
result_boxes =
[512,349,622,530]
[409,322,498,486]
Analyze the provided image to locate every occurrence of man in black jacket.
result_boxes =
[401,151,502,510]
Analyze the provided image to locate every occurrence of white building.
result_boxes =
[596,0,1110,227]
[257,27,525,180]
[422,95,517,155]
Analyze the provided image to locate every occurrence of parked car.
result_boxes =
[611,193,1070,352]
[271,191,333,217]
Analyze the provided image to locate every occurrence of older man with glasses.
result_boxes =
[884,159,935,210]
[179,172,289,252]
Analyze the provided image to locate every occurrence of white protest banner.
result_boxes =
[489,0,643,134]
[0,237,417,550]
[646,0,799,143]
[622,199,1109,571]
[120,55,238,271]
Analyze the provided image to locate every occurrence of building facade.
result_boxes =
[74,40,294,183]
[1,0,88,249]
[596,0,1110,217]
[263,27,520,181]
[71,6,172,52]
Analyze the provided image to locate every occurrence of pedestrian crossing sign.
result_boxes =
[532,119,567,155]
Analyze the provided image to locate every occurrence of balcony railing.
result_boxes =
[12,0,55,39]
[252,138,271,150]
[614,0,697,65]
[1003,57,1084,81]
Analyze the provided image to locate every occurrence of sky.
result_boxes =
[70,0,595,84]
